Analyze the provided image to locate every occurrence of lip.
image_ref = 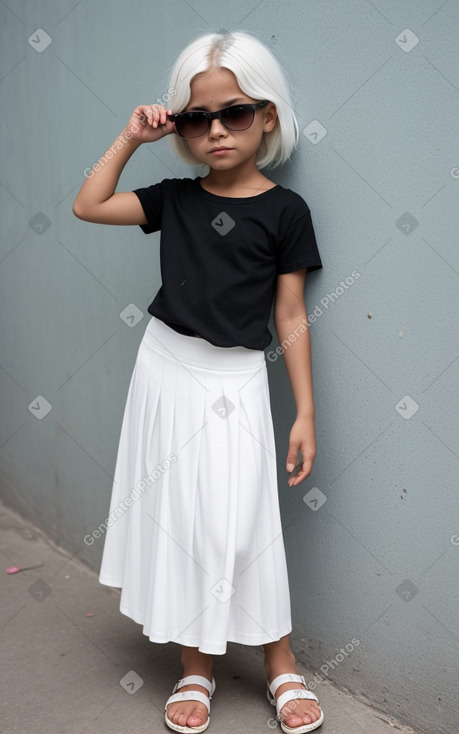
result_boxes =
[209,147,234,154]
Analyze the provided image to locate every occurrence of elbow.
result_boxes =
[274,308,307,324]
[72,200,86,220]
[72,200,94,221]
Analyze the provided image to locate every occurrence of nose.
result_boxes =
[208,117,227,138]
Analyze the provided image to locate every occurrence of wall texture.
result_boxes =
[1,2,458,733]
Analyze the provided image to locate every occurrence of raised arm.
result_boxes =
[72,104,176,225]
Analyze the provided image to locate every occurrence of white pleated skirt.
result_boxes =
[99,315,292,654]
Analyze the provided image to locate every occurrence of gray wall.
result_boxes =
[1,2,458,733]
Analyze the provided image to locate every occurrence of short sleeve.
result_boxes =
[132,181,164,234]
[277,208,323,274]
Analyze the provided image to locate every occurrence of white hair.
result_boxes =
[166,30,299,170]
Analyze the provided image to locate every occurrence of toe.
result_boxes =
[187,705,208,727]
[168,704,186,726]
[283,708,315,726]
[167,702,208,728]
[170,707,183,725]
[281,701,320,727]
[283,712,308,727]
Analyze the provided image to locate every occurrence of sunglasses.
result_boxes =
[168,100,269,139]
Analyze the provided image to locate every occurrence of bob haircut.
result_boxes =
[166,30,299,170]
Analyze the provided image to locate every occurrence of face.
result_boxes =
[181,67,277,171]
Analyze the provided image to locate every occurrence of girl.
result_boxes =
[73,30,324,734]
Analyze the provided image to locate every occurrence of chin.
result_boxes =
[208,159,238,169]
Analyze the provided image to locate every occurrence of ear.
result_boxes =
[263,102,278,133]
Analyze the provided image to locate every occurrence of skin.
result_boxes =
[73,66,321,731]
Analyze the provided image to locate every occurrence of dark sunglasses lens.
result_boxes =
[176,111,208,138]
[221,106,255,130]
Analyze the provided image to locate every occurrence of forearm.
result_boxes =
[73,129,142,214]
[274,312,316,418]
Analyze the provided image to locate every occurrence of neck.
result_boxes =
[202,158,271,196]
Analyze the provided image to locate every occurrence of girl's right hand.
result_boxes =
[125,104,176,144]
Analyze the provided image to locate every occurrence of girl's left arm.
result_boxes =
[273,268,317,486]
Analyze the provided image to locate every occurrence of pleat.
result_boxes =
[99,317,292,654]
[230,363,289,643]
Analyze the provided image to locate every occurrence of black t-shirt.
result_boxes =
[133,176,323,350]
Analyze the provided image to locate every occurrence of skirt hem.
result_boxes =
[99,574,123,588]
[119,603,292,655]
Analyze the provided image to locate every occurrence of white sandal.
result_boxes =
[267,673,324,733]
[165,675,216,733]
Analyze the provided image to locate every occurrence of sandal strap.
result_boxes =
[165,690,211,713]
[173,675,216,698]
[267,673,307,697]
[274,688,319,715]
[267,673,320,714]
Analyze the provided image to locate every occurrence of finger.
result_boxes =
[150,102,165,115]
[286,453,299,473]
[132,107,152,130]
[151,105,169,128]
[288,469,307,486]
[288,460,313,485]
[133,104,167,130]
[287,459,302,476]
[158,110,168,127]
[150,106,160,127]
[141,104,156,127]
[159,113,175,136]
[135,105,151,120]
[288,471,305,486]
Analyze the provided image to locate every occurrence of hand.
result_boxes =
[286,416,317,486]
[124,104,176,144]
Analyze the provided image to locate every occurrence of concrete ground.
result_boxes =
[0,501,423,734]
